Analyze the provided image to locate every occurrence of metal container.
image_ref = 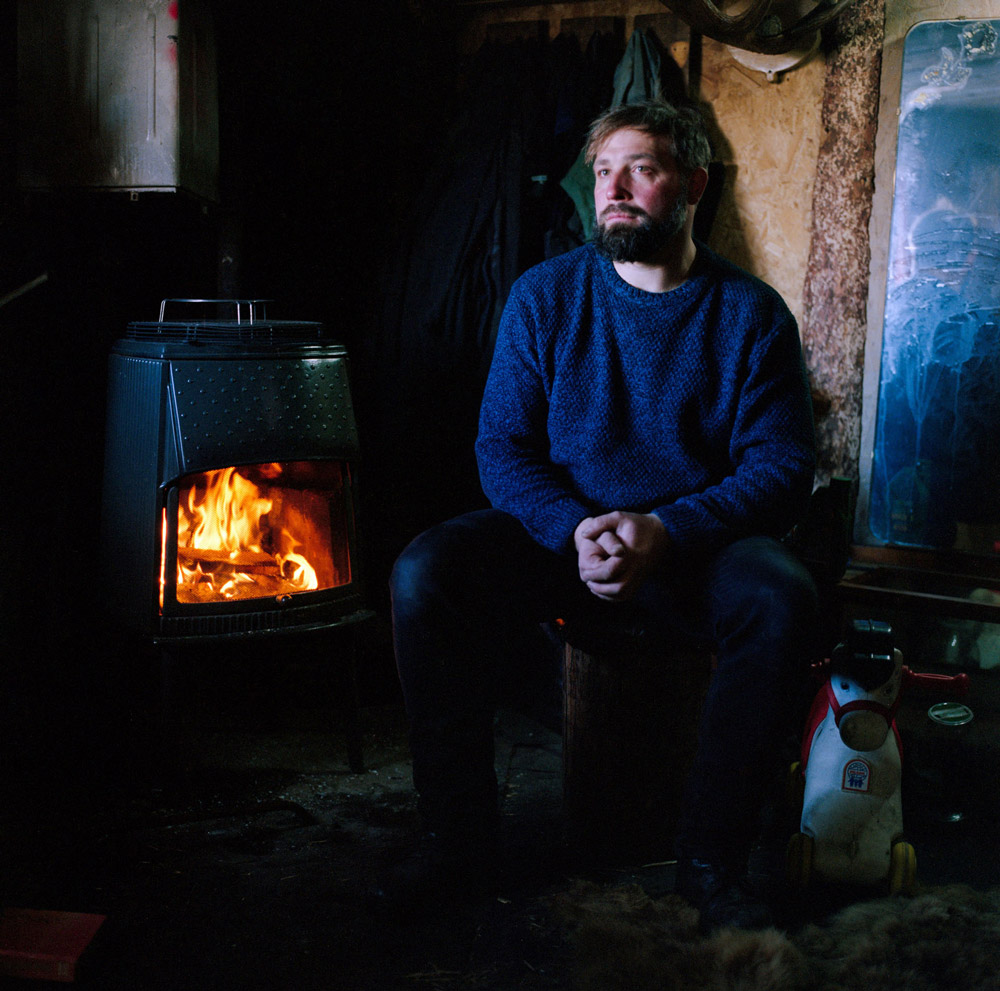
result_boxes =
[17,0,219,200]
[917,701,975,824]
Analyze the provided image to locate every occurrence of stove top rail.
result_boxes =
[158,298,271,323]
[126,299,326,345]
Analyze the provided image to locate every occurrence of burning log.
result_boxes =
[178,547,277,570]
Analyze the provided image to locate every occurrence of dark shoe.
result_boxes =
[368,829,501,914]
[675,857,773,933]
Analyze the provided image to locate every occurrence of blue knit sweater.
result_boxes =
[475,242,816,558]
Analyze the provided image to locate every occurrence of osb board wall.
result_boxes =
[859,1,1000,516]
[457,2,827,331]
[699,39,825,327]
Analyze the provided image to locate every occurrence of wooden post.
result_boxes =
[799,0,887,481]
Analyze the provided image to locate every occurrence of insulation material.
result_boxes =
[859,0,1000,548]
[867,19,1000,549]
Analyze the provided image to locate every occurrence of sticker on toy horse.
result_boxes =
[842,757,872,792]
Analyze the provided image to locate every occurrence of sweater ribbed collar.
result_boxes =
[592,241,710,304]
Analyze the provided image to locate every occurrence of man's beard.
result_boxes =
[591,197,688,263]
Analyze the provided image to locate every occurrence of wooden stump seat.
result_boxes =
[562,637,713,859]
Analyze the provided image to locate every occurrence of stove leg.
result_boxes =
[143,643,189,775]
[159,646,178,727]
[344,625,365,774]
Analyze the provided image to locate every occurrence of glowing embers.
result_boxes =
[168,461,351,604]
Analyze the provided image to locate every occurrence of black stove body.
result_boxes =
[101,300,368,644]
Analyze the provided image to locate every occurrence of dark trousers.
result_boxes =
[389,509,818,863]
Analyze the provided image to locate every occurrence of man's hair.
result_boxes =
[584,99,713,175]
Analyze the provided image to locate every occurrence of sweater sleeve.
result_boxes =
[649,306,816,556]
[475,288,592,555]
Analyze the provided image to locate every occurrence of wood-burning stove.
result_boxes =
[101,299,369,642]
[100,300,371,765]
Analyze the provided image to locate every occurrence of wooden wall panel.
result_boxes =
[459,1,670,52]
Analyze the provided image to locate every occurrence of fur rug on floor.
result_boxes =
[551,881,1000,991]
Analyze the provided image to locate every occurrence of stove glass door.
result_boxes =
[164,460,352,606]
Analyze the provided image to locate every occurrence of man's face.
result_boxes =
[591,127,691,263]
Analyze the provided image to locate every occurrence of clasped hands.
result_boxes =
[573,511,669,602]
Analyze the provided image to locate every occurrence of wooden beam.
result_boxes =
[800,0,886,482]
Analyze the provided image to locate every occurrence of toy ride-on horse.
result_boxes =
[787,619,969,894]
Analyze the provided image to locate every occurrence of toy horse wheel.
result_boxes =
[786,831,813,889]
[889,841,917,895]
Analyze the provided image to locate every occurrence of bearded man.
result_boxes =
[380,99,818,931]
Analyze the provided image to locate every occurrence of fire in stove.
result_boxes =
[168,461,352,605]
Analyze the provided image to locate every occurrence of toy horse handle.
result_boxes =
[902,668,970,697]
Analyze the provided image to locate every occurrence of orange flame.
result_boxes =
[160,508,168,610]
[173,464,322,604]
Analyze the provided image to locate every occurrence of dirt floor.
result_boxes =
[2,639,1000,991]
[0,648,592,991]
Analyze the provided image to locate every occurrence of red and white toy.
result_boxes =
[787,619,969,893]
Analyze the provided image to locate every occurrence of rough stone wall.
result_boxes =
[800,0,887,482]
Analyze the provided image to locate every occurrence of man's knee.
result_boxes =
[390,530,437,612]
[390,523,465,618]
[714,537,818,638]
[757,541,816,611]
[389,510,514,618]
